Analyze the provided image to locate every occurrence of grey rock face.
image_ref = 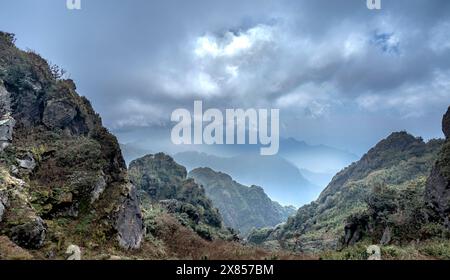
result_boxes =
[0,82,15,151]
[0,117,15,151]
[0,81,11,115]
[343,216,368,247]
[17,152,36,171]
[343,224,364,246]
[90,175,107,203]
[425,106,450,227]
[443,107,450,139]
[426,165,450,227]
[42,100,77,129]
[115,184,144,250]
[10,217,47,249]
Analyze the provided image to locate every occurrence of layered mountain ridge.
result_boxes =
[174,151,317,206]
[189,167,296,236]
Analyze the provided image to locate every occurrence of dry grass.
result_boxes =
[127,213,315,260]
[0,236,33,260]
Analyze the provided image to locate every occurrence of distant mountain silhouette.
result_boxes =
[173,151,318,206]
[279,138,358,174]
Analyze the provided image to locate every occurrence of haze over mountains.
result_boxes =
[175,152,315,207]
[120,138,358,206]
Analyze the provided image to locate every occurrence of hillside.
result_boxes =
[128,153,233,241]
[249,130,446,258]
[0,31,144,256]
[189,167,296,236]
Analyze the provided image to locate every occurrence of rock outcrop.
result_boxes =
[0,82,14,152]
[115,183,144,250]
[10,217,46,249]
[443,107,450,139]
[129,153,231,241]
[0,31,143,254]
[425,107,450,227]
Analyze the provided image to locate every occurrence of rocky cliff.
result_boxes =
[189,167,296,236]
[425,107,450,228]
[128,153,234,241]
[0,32,144,257]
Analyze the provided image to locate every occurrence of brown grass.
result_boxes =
[127,213,315,260]
[0,236,33,260]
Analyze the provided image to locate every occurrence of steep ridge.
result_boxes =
[425,107,450,228]
[189,167,296,236]
[128,153,234,241]
[249,130,444,255]
[0,32,144,256]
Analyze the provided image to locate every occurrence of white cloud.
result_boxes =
[356,69,450,118]
[194,24,275,58]
[110,1,450,134]
[112,99,166,128]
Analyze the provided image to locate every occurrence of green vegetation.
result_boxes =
[129,153,233,241]
[250,132,446,255]
[189,167,296,236]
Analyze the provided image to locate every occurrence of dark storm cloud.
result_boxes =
[0,0,449,153]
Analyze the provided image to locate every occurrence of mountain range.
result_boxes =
[120,136,358,207]
[189,167,296,236]
[173,152,317,206]
[248,128,448,259]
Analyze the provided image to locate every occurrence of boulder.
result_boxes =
[16,152,36,171]
[42,100,77,129]
[10,217,47,249]
[65,244,81,260]
[115,184,144,250]
[0,117,15,151]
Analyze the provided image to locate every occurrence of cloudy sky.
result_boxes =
[1,0,449,155]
